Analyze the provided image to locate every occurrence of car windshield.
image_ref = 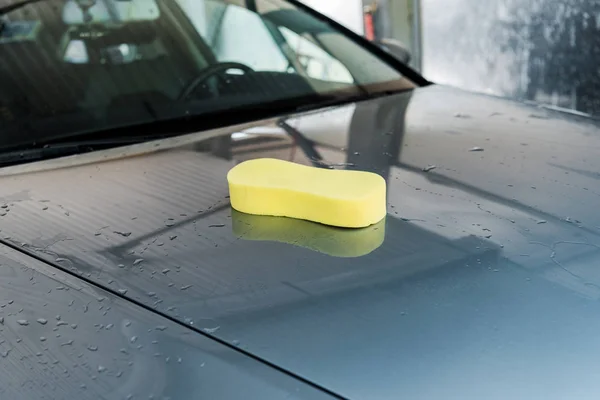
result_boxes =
[0,0,415,151]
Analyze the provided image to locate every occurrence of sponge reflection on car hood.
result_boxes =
[231,210,385,258]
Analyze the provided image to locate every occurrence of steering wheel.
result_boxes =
[178,62,254,101]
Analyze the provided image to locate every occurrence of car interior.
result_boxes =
[0,0,396,147]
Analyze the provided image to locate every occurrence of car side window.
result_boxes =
[279,27,353,84]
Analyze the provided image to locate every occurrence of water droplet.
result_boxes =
[180,285,192,291]
[114,231,132,237]
[0,317,4,324]
[17,319,29,326]
[56,321,68,326]
[1,349,10,358]
[61,340,73,346]
[209,224,225,228]
[125,320,131,327]
[330,162,355,167]
[97,365,106,373]
[37,318,47,325]
[161,269,170,274]
[71,324,77,329]
[116,371,123,378]
[106,323,114,330]
[87,345,98,351]
[133,259,144,266]
[454,113,471,119]
[155,325,167,331]
[537,220,547,224]
[169,235,177,240]
[40,336,46,342]
[118,289,128,295]
[423,165,437,172]
[130,336,138,343]
[203,326,220,334]
[469,147,484,152]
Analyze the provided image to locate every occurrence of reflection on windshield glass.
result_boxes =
[0,0,413,150]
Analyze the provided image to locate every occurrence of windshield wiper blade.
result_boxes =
[0,136,163,168]
[0,87,407,168]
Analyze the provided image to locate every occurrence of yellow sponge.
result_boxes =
[232,210,385,257]
[227,158,386,228]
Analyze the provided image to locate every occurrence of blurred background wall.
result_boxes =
[301,0,600,117]
[300,0,365,34]
[423,0,600,116]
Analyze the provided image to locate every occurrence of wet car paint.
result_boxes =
[1,85,600,399]
[0,239,336,399]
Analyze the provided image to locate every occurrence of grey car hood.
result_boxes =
[2,85,600,399]
[0,242,335,400]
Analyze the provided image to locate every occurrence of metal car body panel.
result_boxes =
[1,85,600,399]
[0,240,336,399]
